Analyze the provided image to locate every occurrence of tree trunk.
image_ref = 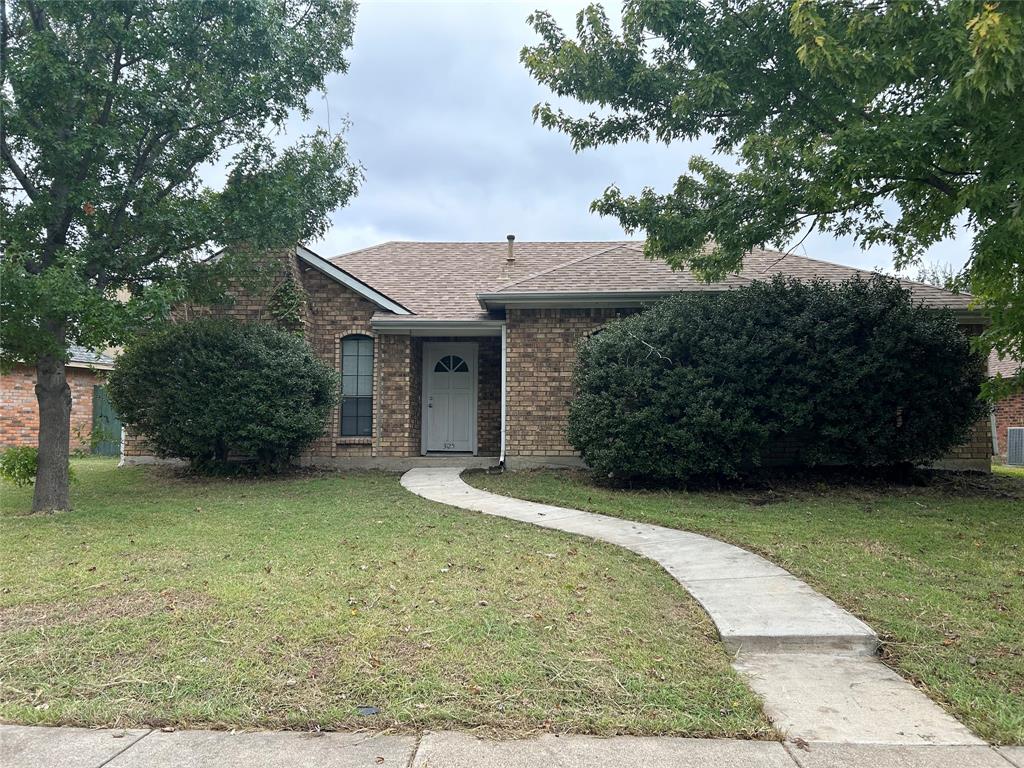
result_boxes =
[33,351,72,512]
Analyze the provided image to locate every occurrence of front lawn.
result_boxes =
[464,469,1024,744]
[994,463,1024,479]
[0,459,771,737]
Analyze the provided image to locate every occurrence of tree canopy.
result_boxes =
[523,0,1023,386]
[0,0,360,509]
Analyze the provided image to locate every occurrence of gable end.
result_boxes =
[296,245,411,316]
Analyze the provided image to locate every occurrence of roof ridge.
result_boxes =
[757,249,972,299]
[331,240,399,261]
[496,243,645,292]
[334,239,639,252]
[761,249,880,276]
[893,273,973,298]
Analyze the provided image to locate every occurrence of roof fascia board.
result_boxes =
[478,290,693,310]
[479,289,986,316]
[67,360,115,371]
[371,318,504,337]
[951,309,989,324]
[296,245,411,315]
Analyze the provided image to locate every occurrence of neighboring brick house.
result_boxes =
[1,346,117,452]
[122,240,992,471]
[989,351,1023,462]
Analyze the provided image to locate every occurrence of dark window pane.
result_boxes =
[342,336,367,358]
[341,398,357,420]
[341,396,373,436]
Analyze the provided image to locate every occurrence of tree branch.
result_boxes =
[98,39,123,127]
[0,0,37,200]
[25,0,45,32]
[0,136,39,201]
[626,327,673,364]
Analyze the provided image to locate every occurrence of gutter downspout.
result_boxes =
[499,322,507,469]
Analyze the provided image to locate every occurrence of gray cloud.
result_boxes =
[283,1,969,276]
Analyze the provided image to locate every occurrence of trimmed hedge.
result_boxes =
[568,276,986,482]
[108,318,337,473]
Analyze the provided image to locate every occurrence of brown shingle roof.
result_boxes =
[989,350,1021,379]
[334,241,636,321]
[737,250,973,310]
[68,345,115,369]
[331,241,975,320]
[494,244,752,294]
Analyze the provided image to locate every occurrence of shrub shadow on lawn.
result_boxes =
[559,464,1024,504]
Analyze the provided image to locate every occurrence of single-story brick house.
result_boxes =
[990,351,1023,463]
[122,239,992,471]
[1,345,119,454]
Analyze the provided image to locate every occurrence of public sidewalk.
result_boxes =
[3,724,1022,768]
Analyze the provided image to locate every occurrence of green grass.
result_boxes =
[0,459,771,738]
[464,468,1024,744]
[994,463,1024,479]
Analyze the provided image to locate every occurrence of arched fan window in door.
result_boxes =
[433,355,469,373]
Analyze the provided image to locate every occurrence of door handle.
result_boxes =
[428,396,433,408]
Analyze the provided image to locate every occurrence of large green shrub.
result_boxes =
[568,276,986,482]
[108,319,338,473]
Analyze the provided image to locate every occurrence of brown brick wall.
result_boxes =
[410,338,423,455]
[505,307,618,457]
[930,415,992,471]
[121,429,153,458]
[504,307,990,471]
[376,334,416,457]
[994,392,1024,458]
[297,265,381,459]
[1,365,104,451]
[477,337,501,455]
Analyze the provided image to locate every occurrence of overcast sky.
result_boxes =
[285,1,969,276]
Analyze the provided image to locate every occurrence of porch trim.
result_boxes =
[372,318,503,336]
[477,290,680,311]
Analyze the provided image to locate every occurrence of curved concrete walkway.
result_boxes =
[401,468,983,747]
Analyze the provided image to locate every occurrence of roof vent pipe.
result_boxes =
[506,234,515,263]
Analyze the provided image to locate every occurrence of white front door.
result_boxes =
[423,342,477,453]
